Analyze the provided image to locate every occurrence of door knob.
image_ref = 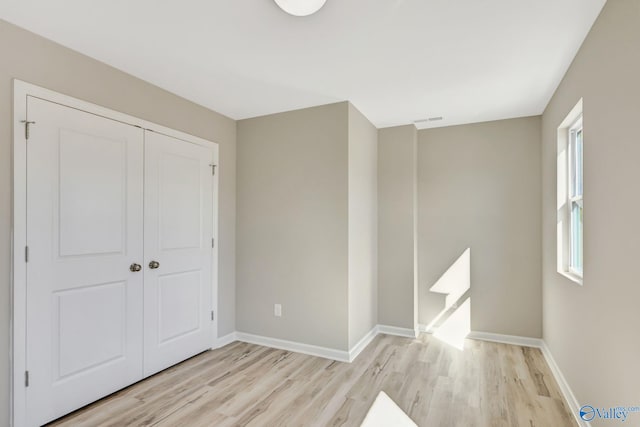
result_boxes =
[130,263,142,272]
[149,260,160,269]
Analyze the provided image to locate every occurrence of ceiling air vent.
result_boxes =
[414,116,443,124]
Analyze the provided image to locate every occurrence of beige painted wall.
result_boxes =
[418,117,542,338]
[236,102,350,350]
[542,0,640,419]
[347,104,378,348]
[0,20,237,426]
[377,125,418,330]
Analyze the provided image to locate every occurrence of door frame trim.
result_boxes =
[11,79,220,427]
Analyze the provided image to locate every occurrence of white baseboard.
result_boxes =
[466,331,544,348]
[540,341,589,427]
[236,332,350,362]
[376,324,419,339]
[232,324,416,364]
[214,332,238,349]
[419,325,544,349]
[348,326,378,362]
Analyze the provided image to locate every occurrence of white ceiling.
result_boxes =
[0,0,606,129]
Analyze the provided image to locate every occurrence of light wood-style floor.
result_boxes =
[49,333,577,427]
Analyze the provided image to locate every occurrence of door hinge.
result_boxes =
[210,164,217,176]
[25,371,29,387]
[20,120,36,140]
[25,246,29,263]
[212,238,215,248]
[211,311,215,321]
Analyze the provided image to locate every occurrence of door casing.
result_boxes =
[11,79,220,427]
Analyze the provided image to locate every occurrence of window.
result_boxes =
[557,99,583,284]
[568,117,583,276]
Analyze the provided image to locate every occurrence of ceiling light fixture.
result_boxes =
[274,0,327,16]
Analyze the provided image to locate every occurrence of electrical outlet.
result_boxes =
[274,304,282,317]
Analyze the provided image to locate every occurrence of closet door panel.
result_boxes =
[143,130,214,376]
[25,97,144,427]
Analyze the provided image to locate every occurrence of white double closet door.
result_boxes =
[25,97,215,426]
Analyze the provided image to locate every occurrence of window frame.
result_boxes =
[567,116,583,277]
[556,98,583,285]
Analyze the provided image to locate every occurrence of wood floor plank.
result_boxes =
[48,334,578,427]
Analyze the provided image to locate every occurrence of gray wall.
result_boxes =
[0,20,237,426]
[542,0,640,420]
[377,125,418,330]
[418,117,542,338]
[347,104,378,347]
[236,102,350,350]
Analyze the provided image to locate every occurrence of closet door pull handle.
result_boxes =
[149,260,160,269]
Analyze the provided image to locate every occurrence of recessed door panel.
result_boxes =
[158,271,201,343]
[143,130,213,377]
[58,129,126,257]
[160,152,201,250]
[25,97,144,427]
[55,281,126,379]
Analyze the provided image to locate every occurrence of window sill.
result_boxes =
[558,270,583,286]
